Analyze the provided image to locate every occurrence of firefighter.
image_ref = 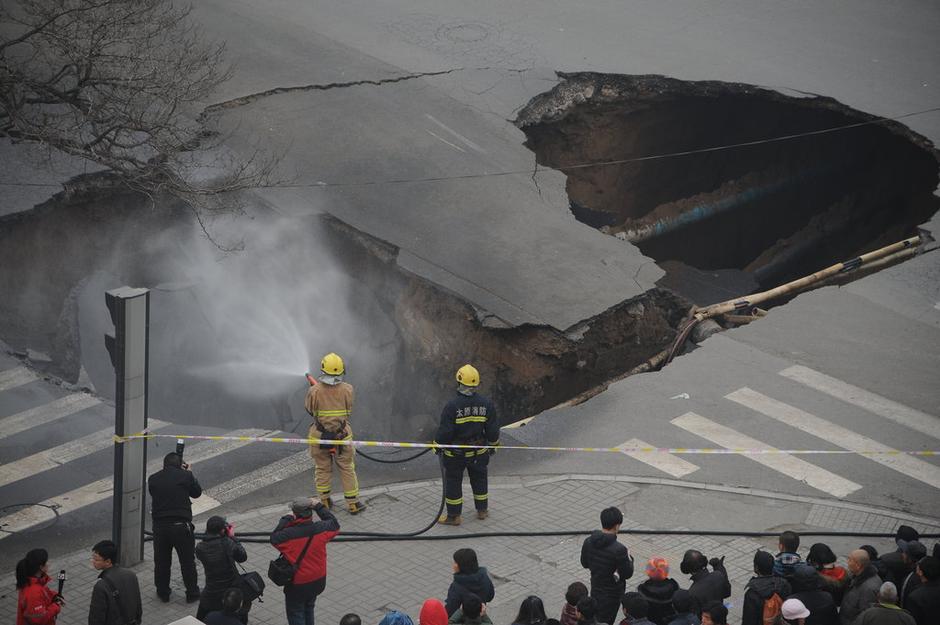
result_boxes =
[434,364,499,526]
[305,353,366,514]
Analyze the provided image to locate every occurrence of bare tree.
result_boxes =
[0,0,275,231]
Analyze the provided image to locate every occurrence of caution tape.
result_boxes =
[113,432,940,456]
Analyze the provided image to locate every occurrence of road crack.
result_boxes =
[203,67,531,116]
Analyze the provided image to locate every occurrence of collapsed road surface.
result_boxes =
[2,0,940,575]
[517,73,940,296]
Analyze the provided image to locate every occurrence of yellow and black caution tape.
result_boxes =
[114,432,940,456]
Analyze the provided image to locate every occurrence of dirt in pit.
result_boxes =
[516,73,940,294]
[0,180,690,437]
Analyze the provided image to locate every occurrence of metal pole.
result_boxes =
[105,287,150,566]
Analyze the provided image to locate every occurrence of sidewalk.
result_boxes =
[3,475,938,625]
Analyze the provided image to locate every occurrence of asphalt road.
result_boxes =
[2,0,939,570]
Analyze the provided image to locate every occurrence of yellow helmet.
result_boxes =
[320,353,345,376]
[455,364,480,387]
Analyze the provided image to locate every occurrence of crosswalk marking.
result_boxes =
[671,412,862,497]
[0,367,37,392]
[727,387,940,490]
[0,419,169,488]
[194,450,311,516]
[0,393,101,441]
[0,429,271,540]
[779,365,940,441]
[617,437,699,478]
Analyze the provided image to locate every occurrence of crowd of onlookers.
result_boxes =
[13,499,940,625]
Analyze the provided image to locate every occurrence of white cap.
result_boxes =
[781,598,810,620]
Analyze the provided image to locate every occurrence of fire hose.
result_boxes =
[305,372,431,465]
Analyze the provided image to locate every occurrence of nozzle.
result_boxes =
[305,372,317,386]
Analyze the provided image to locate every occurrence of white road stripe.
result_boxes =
[0,393,101,440]
[727,387,940,490]
[0,429,271,540]
[617,437,699,478]
[779,365,940,441]
[424,114,486,153]
[0,367,37,392]
[196,450,311,515]
[0,419,169,488]
[425,129,467,153]
[671,412,861,497]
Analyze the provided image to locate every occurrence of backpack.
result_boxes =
[762,593,783,625]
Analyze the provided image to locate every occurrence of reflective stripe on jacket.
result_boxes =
[434,392,499,455]
[305,382,354,435]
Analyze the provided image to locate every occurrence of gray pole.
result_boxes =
[105,287,150,566]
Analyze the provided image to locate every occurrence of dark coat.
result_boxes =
[905,579,940,625]
[196,535,247,595]
[445,567,495,616]
[853,604,917,625]
[881,552,908,586]
[792,590,838,625]
[637,578,680,625]
[688,564,730,614]
[742,575,790,625]
[791,565,839,625]
[840,565,882,625]
[435,392,500,449]
[665,614,700,625]
[148,465,201,522]
[581,531,634,597]
[898,571,922,610]
[88,565,142,625]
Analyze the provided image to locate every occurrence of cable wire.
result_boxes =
[2,106,938,190]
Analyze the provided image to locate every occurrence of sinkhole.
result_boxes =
[0,178,689,438]
[516,73,940,294]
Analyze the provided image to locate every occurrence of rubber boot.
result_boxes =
[438,513,462,526]
[348,500,367,515]
[319,496,333,510]
[476,509,488,520]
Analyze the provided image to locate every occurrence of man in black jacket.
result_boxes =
[882,526,920,585]
[581,507,634,625]
[906,556,940,625]
[196,515,249,622]
[148,452,202,602]
[742,551,791,625]
[789,564,838,625]
[88,540,142,625]
[680,550,730,615]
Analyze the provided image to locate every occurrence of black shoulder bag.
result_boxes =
[225,540,265,603]
[99,574,139,625]
[268,533,315,586]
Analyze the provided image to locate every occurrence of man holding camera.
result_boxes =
[271,497,340,625]
[148,451,202,602]
[196,516,250,623]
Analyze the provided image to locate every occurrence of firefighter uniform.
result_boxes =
[305,379,363,513]
[435,388,499,520]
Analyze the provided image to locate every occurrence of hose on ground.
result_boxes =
[356,447,432,464]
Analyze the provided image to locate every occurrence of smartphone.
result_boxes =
[176,438,185,459]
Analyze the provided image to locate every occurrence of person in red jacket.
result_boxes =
[270,497,340,625]
[16,548,63,625]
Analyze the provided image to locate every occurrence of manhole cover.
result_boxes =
[437,22,492,44]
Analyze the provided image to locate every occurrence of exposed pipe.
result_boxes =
[694,234,925,320]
